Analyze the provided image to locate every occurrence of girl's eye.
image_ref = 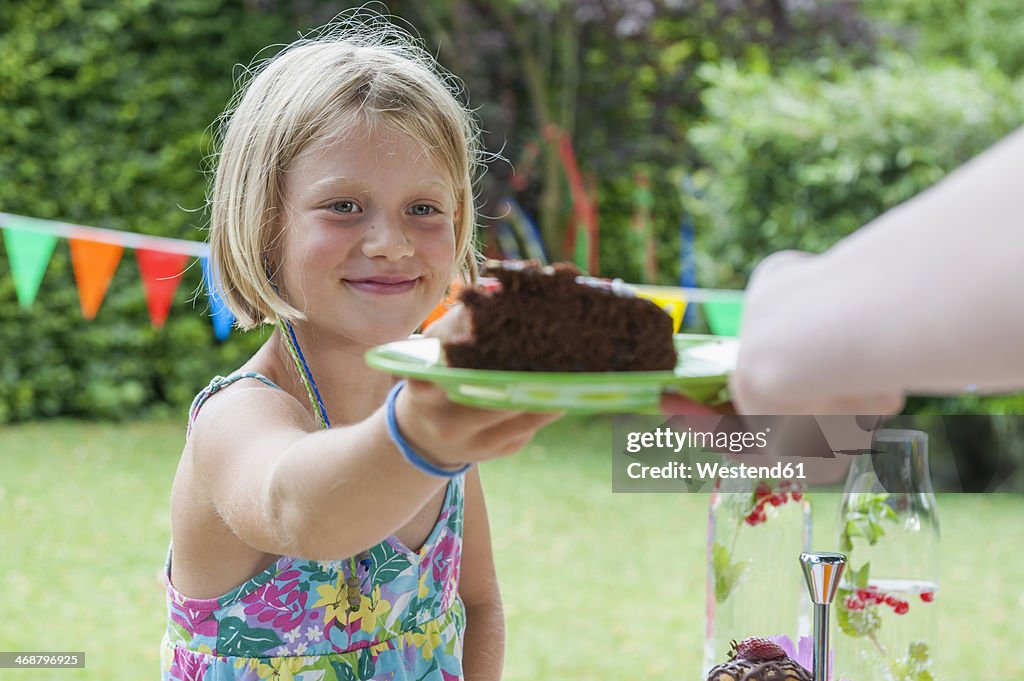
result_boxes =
[330,200,359,214]
[410,204,437,217]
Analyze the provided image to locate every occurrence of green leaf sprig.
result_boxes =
[712,540,747,604]
[839,493,897,553]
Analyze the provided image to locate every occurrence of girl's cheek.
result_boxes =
[416,227,457,268]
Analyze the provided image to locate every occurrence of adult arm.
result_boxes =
[732,126,1024,414]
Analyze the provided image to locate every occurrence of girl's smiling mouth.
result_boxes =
[344,275,421,294]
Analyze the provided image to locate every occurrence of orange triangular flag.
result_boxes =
[69,237,124,319]
[135,248,188,328]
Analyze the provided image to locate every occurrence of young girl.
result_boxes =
[161,18,560,681]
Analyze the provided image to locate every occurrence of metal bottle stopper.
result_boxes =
[799,552,847,681]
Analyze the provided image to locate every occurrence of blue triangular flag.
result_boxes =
[200,255,235,341]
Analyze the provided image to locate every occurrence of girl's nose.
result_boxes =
[361,219,414,260]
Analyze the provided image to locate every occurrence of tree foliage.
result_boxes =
[685,57,1023,288]
[864,0,1024,75]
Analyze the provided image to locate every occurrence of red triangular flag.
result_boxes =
[69,237,124,319]
[136,248,188,329]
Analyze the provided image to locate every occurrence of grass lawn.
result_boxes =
[1,416,1022,680]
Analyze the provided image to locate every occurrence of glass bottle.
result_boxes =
[834,429,941,681]
[704,476,812,673]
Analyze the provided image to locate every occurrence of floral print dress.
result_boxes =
[161,373,467,680]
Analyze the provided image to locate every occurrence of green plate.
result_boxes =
[365,334,737,414]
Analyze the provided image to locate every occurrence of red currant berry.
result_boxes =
[893,601,910,615]
[844,597,864,611]
[791,491,803,502]
[920,591,935,603]
[769,494,785,507]
[884,595,901,607]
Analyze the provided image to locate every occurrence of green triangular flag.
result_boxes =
[704,300,744,337]
[1,216,59,308]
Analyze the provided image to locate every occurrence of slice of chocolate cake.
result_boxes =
[441,261,677,372]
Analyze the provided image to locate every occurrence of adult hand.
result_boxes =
[728,250,904,416]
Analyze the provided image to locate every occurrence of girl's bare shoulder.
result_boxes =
[187,372,315,467]
[170,376,317,597]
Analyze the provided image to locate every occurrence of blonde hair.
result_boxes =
[208,15,483,330]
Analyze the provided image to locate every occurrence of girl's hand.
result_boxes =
[393,379,563,467]
[400,301,561,467]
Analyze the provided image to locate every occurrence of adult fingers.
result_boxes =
[816,392,906,417]
[733,389,905,416]
[746,249,816,293]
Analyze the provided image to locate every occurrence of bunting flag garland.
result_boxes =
[69,236,124,319]
[635,284,745,337]
[136,249,189,329]
[1,211,748,341]
[679,215,698,327]
[633,287,688,334]
[2,215,59,308]
[0,211,230,337]
[703,300,745,337]
[199,256,235,342]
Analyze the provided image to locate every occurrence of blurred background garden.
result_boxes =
[1,0,1023,678]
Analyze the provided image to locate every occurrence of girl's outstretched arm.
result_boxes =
[186,380,558,564]
[458,467,505,681]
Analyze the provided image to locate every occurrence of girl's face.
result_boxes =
[277,122,457,346]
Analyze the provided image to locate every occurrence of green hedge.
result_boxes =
[0,0,291,422]
[864,0,1024,76]
[685,57,1024,288]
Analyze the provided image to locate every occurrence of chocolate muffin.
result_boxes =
[707,638,813,681]
[706,657,813,681]
[441,261,677,372]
